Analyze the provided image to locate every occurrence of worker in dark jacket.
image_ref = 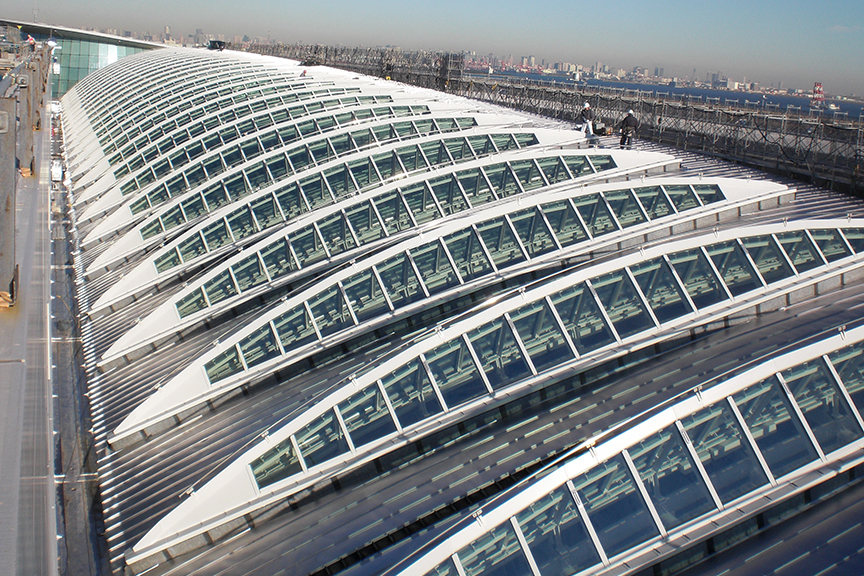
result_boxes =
[617,109,638,148]
[578,102,595,135]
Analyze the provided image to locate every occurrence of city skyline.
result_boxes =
[6,0,864,95]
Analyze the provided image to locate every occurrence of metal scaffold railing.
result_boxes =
[236,42,864,197]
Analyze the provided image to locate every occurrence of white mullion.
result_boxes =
[438,238,466,286]
[536,206,563,251]
[566,479,609,566]
[419,353,449,412]
[337,281,359,326]
[689,184,706,207]
[333,406,356,454]
[269,320,285,356]
[628,187,651,223]
[304,300,324,341]
[585,279,622,344]
[503,214,531,261]
[503,313,537,376]
[544,295,579,358]
[424,181,449,221]
[235,342,248,371]
[290,435,308,472]
[675,420,724,511]
[339,209,361,255]
[510,517,542,576]
[727,397,776,487]
[371,266,395,311]
[700,246,734,300]
[287,235,304,270]
[598,192,624,232]
[771,233,799,276]
[622,449,667,538]
[406,250,432,298]
[837,228,856,254]
[452,553,468,576]
[396,190,419,228]
[472,224,499,273]
[248,202,263,233]
[271,189,287,223]
[662,254,699,313]
[775,373,826,461]
[367,199,389,239]
[625,267,661,328]
[659,185,680,215]
[462,333,494,394]
[736,238,768,288]
[804,229,830,265]
[377,380,402,433]
[823,354,864,432]
[311,221,332,259]
[257,252,272,283]
[567,197,593,241]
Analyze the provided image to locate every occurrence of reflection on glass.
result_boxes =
[829,340,864,415]
[550,283,616,354]
[445,229,493,281]
[411,242,460,294]
[542,200,588,248]
[509,208,558,258]
[741,236,794,284]
[421,558,459,576]
[573,194,617,237]
[204,346,243,383]
[425,338,487,408]
[630,258,692,324]
[668,249,727,309]
[810,229,851,262]
[308,286,353,338]
[295,410,350,467]
[705,241,762,296]
[381,359,443,428]
[681,402,768,503]
[591,270,655,338]
[510,300,574,372]
[239,325,280,368]
[468,318,532,390]
[478,218,526,269]
[343,269,390,323]
[457,523,533,576]
[604,189,646,228]
[663,185,699,211]
[783,360,863,454]
[732,378,818,478]
[572,455,659,558]
[377,254,425,307]
[272,305,318,350]
[515,485,601,575]
[338,386,397,448]
[634,186,673,220]
[251,436,303,489]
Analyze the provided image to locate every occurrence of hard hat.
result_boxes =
[627,109,634,115]
[584,102,590,108]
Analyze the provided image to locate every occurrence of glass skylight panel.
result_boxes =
[250,194,283,229]
[422,559,459,576]
[429,175,469,215]
[705,241,763,296]
[604,189,646,228]
[535,156,571,185]
[476,218,526,270]
[782,360,863,454]
[337,386,397,448]
[251,437,304,489]
[829,341,864,413]
[458,168,497,207]
[550,283,616,354]
[410,242,460,294]
[572,194,618,238]
[483,164,521,198]
[514,485,601,575]
[317,212,357,256]
[376,254,425,307]
[308,286,354,338]
[295,410,350,468]
[380,359,443,428]
[509,159,546,192]
[667,249,727,309]
[291,226,328,267]
[810,229,852,262]
[741,236,794,284]
[444,229,494,281]
[630,258,692,324]
[542,200,588,248]
[680,402,768,503]
[841,228,864,253]
[344,202,385,245]
[732,378,818,478]
[468,318,532,390]
[401,182,442,225]
[272,305,317,350]
[571,455,659,558]
[204,345,243,383]
[424,337,487,408]
[628,426,715,530]
[239,324,281,368]
[342,269,390,323]
[591,270,655,339]
[663,184,700,212]
[563,156,592,177]
[456,523,533,576]
[374,192,414,235]
[509,300,574,373]
[508,208,558,259]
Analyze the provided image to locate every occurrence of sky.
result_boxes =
[7,0,864,95]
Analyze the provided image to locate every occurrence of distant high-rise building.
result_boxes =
[528,55,535,67]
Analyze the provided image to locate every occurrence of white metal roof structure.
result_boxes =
[58,47,864,576]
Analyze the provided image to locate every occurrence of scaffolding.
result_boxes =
[237,42,864,196]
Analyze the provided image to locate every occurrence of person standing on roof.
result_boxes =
[578,102,595,135]
[617,109,638,149]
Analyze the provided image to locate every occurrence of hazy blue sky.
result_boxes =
[7,0,864,95]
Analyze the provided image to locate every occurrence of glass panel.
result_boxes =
[630,258,692,324]
[477,218,526,269]
[397,145,427,172]
[381,359,443,428]
[348,158,379,190]
[829,340,864,415]
[401,183,441,225]
[536,157,571,185]
[345,202,385,246]
[290,226,328,267]
[741,235,794,284]
[421,559,459,576]
[588,155,615,172]
[250,194,283,230]
[663,185,699,211]
[325,166,357,199]
[181,194,207,221]
[160,206,186,231]
[429,175,468,215]
[154,250,181,273]
[444,229,493,281]
[515,485,600,575]
[692,184,724,204]
[318,213,357,257]
[275,183,307,221]
[308,286,353,338]
[633,186,673,220]
[343,269,389,322]
[510,159,545,192]
[572,194,617,237]
[510,300,574,372]
[411,242,460,294]
[176,289,208,319]
[572,455,659,558]
[377,254,424,307]
[541,201,587,248]
[260,238,297,280]
[425,337,487,408]
[783,360,863,454]
[468,318,532,390]
[273,305,318,349]
[705,241,762,296]
[373,151,402,180]
[227,207,257,240]
[563,156,592,177]
[239,325,280,368]
[251,437,303,489]
[509,208,557,259]
[810,229,851,262]
[205,346,243,383]
[550,283,616,354]
[668,249,727,309]
[487,164,522,198]
[233,255,267,292]
[375,192,414,235]
[458,168,496,207]
[733,378,818,478]
[591,270,655,339]
[629,426,715,530]
[295,410,350,468]
[204,271,238,306]
[338,386,397,448]
[457,523,533,576]
[604,189,646,228]
[300,174,334,210]
[680,402,768,503]
[842,228,864,253]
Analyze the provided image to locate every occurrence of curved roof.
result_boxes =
[57,46,864,576]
